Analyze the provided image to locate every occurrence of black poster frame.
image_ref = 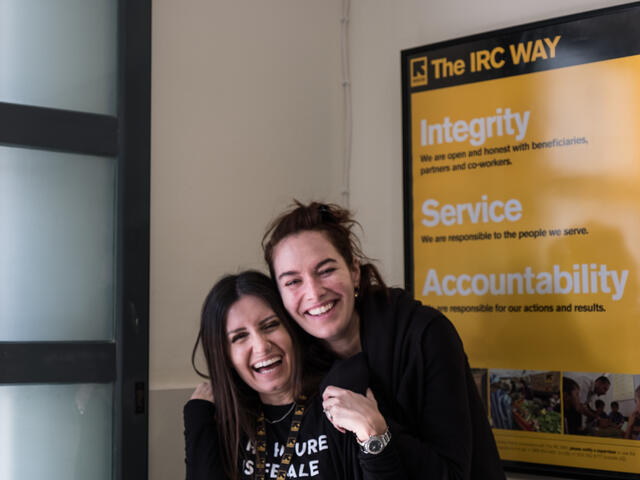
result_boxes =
[401,3,640,479]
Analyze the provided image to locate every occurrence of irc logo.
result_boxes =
[410,56,428,87]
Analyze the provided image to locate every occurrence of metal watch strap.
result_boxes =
[357,427,391,454]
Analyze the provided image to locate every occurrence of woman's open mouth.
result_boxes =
[305,301,336,317]
[252,356,283,374]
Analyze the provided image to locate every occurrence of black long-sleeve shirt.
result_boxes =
[184,354,406,480]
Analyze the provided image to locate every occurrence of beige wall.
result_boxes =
[150,1,344,477]
[150,0,344,392]
[149,1,629,479]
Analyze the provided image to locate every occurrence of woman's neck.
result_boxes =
[259,391,295,406]
[327,311,362,358]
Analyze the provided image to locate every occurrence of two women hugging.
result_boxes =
[184,201,505,480]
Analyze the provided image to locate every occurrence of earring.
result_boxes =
[354,287,360,299]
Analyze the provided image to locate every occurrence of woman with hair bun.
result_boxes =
[263,202,505,479]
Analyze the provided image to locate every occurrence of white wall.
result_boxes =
[150,1,344,478]
[149,1,631,479]
[150,0,344,390]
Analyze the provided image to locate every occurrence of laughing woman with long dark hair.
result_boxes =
[184,270,405,480]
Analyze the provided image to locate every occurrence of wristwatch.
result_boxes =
[357,428,391,454]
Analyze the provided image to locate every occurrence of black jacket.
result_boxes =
[358,288,505,480]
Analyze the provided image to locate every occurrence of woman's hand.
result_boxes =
[322,386,387,442]
[190,382,214,403]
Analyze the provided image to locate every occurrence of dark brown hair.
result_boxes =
[262,201,387,300]
[191,270,315,479]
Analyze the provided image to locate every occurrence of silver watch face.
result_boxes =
[360,429,390,454]
[367,439,383,453]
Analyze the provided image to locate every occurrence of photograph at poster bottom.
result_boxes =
[404,5,640,476]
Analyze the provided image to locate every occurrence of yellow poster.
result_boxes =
[403,4,640,477]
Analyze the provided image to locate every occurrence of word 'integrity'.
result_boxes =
[420,108,530,147]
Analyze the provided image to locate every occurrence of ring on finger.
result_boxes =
[323,408,333,422]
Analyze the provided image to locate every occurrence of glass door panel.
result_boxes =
[0,383,113,480]
[0,1,150,478]
[0,145,116,341]
[0,0,118,114]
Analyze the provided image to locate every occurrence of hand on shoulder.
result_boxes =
[190,382,214,403]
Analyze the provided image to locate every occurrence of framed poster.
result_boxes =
[401,3,640,478]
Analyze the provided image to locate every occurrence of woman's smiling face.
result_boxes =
[271,230,360,352]
[226,295,294,405]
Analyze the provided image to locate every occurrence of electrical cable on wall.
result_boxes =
[341,0,352,207]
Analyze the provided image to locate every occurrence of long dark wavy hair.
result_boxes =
[262,200,388,301]
[191,270,333,479]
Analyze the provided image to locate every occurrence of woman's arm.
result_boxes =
[379,315,504,480]
[358,290,504,479]
[322,386,408,479]
[356,438,407,480]
[396,316,475,479]
[184,383,227,480]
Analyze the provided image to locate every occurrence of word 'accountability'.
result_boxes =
[422,264,629,301]
[420,108,530,147]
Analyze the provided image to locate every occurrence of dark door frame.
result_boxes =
[0,1,151,478]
